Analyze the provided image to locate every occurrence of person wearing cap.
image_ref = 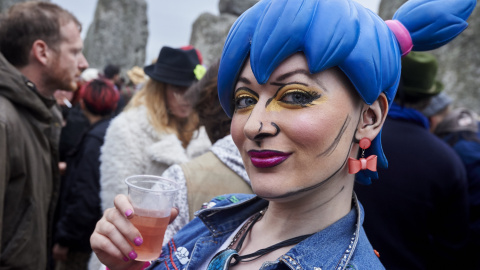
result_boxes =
[90,0,475,269]
[421,92,453,133]
[99,46,211,212]
[355,52,470,269]
[52,79,119,270]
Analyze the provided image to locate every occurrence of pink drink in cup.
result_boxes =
[125,175,179,261]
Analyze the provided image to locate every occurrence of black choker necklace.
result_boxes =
[207,208,314,269]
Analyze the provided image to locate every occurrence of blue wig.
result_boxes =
[218,0,476,184]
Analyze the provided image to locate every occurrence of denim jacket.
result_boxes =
[148,193,384,270]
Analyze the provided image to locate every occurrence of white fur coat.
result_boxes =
[99,105,211,210]
[89,105,210,270]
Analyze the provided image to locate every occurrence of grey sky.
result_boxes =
[52,0,381,65]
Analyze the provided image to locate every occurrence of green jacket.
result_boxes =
[0,53,62,270]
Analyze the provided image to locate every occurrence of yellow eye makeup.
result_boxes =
[266,84,324,112]
[234,88,258,113]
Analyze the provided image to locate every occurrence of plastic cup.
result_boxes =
[125,175,179,261]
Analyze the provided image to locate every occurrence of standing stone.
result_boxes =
[83,0,148,72]
[0,0,49,14]
[379,0,480,114]
[378,0,402,20]
[190,0,259,67]
[219,0,258,16]
[190,13,237,67]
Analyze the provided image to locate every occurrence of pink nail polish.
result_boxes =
[134,237,143,246]
[123,256,129,262]
[128,250,137,260]
[125,209,133,217]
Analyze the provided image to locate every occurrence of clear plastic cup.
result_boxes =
[125,175,179,261]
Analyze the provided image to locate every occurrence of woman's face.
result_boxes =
[166,84,192,118]
[231,53,363,201]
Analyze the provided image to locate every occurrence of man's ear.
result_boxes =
[31,40,51,66]
[355,93,388,142]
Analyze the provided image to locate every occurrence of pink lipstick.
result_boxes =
[248,150,291,168]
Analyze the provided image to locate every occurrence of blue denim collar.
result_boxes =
[279,194,362,270]
[197,194,363,270]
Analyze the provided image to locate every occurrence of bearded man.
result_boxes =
[0,2,88,269]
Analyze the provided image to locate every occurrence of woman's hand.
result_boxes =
[90,194,179,270]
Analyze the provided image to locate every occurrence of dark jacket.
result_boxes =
[447,132,480,222]
[0,53,62,269]
[355,117,470,270]
[59,105,90,162]
[440,122,480,268]
[54,118,110,252]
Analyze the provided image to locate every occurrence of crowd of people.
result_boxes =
[0,1,478,270]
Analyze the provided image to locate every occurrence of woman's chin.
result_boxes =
[252,186,293,201]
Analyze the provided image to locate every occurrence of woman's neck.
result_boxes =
[230,183,354,270]
[261,182,354,238]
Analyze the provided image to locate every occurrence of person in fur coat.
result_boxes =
[99,46,211,211]
[88,46,211,270]
[100,47,211,209]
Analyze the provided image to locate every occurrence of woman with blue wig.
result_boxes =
[90,0,475,269]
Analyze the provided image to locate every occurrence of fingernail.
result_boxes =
[125,209,133,217]
[134,237,143,246]
[122,256,129,262]
[128,250,137,260]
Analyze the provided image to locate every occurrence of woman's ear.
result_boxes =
[355,93,388,142]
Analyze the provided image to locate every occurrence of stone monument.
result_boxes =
[83,0,148,72]
[189,0,259,67]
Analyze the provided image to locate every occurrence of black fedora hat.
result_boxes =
[144,46,201,87]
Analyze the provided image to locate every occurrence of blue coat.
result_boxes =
[148,194,384,270]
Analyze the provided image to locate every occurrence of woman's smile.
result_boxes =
[248,150,292,168]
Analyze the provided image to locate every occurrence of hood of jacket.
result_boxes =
[0,53,56,120]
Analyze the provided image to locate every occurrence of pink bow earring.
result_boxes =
[348,138,377,174]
